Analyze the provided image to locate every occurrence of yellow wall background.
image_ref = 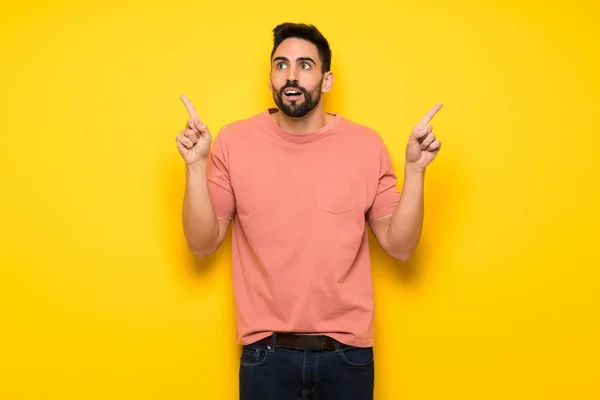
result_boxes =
[1,0,599,398]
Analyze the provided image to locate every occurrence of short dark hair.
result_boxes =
[270,22,332,73]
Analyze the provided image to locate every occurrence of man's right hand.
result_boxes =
[176,94,213,166]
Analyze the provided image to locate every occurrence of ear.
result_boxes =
[268,73,273,91]
[321,71,334,93]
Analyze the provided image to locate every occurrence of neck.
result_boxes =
[274,102,328,134]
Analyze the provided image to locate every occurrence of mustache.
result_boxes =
[279,81,308,96]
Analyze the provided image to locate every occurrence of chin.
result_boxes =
[283,104,311,117]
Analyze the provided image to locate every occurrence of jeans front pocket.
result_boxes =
[240,344,271,367]
[338,346,374,367]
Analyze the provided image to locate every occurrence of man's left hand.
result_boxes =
[405,103,443,170]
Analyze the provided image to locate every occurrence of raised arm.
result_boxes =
[369,103,443,261]
[176,94,231,257]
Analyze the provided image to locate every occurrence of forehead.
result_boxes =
[272,38,320,63]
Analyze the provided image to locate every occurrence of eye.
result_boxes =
[301,62,311,70]
[277,62,287,69]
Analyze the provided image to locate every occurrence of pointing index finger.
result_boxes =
[419,103,443,125]
[180,94,199,119]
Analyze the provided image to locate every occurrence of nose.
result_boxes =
[286,65,298,81]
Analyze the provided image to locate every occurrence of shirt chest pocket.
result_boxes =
[317,174,355,215]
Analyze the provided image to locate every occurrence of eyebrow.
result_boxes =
[273,56,316,65]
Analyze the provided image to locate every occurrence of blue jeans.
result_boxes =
[238,335,374,400]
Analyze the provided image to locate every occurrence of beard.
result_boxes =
[272,79,322,118]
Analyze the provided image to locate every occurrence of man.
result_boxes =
[175,22,442,400]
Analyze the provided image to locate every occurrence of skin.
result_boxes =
[369,104,443,261]
[175,37,443,261]
[268,38,335,134]
[176,96,228,257]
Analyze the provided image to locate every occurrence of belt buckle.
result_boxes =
[297,335,324,351]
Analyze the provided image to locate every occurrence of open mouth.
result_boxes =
[283,88,303,99]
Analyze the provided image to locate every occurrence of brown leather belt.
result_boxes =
[256,333,344,351]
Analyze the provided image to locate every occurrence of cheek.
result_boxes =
[309,80,323,93]
[271,69,287,80]
[304,74,322,89]
[270,76,284,90]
